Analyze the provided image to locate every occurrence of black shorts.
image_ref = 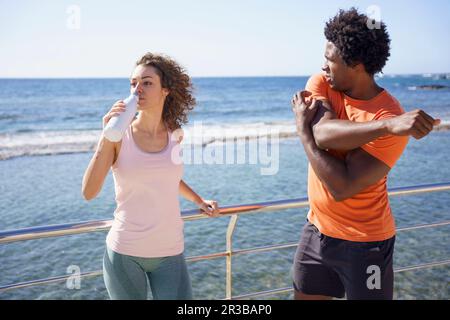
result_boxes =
[292,220,395,300]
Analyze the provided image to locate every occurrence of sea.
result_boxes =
[0,74,449,299]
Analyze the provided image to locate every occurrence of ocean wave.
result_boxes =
[422,73,450,80]
[1,121,450,161]
[0,114,20,121]
[408,85,450,91]
[0,123,298,160]
[0,130,102,160]
[432,121,450,132]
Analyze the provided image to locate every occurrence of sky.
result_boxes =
[0,0,449,78]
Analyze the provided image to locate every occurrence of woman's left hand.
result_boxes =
[198,199,220,217]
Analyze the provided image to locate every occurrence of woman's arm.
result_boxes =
[179,180,220,216]
[81,137,117,200]
[179,179,203,205]
[82,99,126,200]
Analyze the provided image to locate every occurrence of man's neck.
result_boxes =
[343,75,383,101]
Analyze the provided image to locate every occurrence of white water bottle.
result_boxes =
[103,90,139,142]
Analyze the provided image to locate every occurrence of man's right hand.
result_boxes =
[384,109,441,139]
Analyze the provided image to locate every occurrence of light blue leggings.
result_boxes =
[103,246,192,300]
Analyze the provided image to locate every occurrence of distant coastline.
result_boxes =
[0,73,450,80]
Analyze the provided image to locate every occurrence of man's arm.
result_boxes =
[311,101,387,150]
[301,131,390,201]
[292,92,395,201]
[306,94,439,151]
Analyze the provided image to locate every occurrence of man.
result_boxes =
[291,8,440,300]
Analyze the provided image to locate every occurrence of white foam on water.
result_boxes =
[0,122,298,160]
[2,119,448,160]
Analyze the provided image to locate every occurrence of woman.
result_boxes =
[82,52,219,300]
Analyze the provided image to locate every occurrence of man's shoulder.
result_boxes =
[306,73,328,87]
[306,73,337,101]
[375,90,405,118]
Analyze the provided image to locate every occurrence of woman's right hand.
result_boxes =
[198,199,220,217]
[102,100,126,129]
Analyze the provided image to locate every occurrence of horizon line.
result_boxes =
[0,72,449,80]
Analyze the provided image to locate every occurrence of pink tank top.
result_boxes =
[106,125,184,258]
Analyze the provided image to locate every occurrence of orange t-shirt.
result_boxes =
[305,74,409,242]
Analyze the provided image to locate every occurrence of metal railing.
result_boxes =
[1,182,450,299]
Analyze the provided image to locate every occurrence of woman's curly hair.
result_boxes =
[136,52,195,131]
[324,8,391,75]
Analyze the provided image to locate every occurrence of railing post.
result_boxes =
[225,215,238,300]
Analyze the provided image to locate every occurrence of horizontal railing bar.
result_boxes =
[2,218,448,293]
[3,258,449,296]
[231,260,450,300]
[387,182,450,197]
[232,287,293,300]
[233,243,297,256]
[1,182,449,245]
[187,252,229,262]
[0,198,308,245]
[0,220,114,245]
[394,260,450,273]
[0,252,231,293]
[231,220,450,257]
[0,270,102,292]
[396,220,450,232]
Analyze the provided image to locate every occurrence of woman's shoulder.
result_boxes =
[170,127,184,144]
